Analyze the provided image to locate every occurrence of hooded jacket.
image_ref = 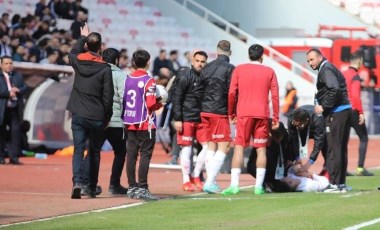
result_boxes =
[66,35,114,121]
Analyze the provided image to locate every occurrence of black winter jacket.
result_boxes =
[172,67,203,122]
[316,61,350,117]
[201,55,234,115]
[66,35,114,122]
[287,105,326,162]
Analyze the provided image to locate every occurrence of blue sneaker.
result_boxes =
[203,183,222,194]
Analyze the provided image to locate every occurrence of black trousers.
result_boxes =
[325,109,351,185]
[350,110,369,168]
[126,129,156,189]
[82,127,127,187]
[0,107,21,162]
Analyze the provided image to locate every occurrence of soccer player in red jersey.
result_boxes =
[222,44,280,195]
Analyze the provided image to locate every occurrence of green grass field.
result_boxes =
[4,170,380,230]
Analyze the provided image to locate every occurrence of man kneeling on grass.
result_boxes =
[246,122,329,193]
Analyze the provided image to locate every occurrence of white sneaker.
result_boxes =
[323,184,339,193]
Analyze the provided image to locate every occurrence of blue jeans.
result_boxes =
[71,114,105,190]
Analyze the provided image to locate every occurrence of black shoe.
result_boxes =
[71,183,82,199]
[81,185,102,196]
[10,159,22,165]
[109,185,128,196]
[126,187,139,198]
[133,188,159,201]
[346,171,355,176]
[356,168,374,176]
[86,190,97,198]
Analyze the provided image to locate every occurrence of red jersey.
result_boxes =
[125,70,162,131]
[342,67,363,114]
[228,62,279,122]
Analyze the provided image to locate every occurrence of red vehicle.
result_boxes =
[263,25,380,88]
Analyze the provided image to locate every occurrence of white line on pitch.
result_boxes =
[342,217,380,230]
[0,203,144,228]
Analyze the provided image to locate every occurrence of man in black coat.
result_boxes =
[66,23,114,199]
[307,48,352,193]
[0,56,28,165]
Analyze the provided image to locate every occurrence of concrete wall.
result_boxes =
[194,0,373,37]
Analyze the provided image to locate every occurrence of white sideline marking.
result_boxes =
[150,163,181,169]
[189,196,298,201]
[342,217,380,230]
[0,203,143,228]
[0,191,66,196]
[341,191,369,198]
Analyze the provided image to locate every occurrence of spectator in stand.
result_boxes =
[12,45,27,62]
[39,47,59,64]
[172,50,209,191]
[120,48,128,57]
[40,6,54,22]
[56,0,74,19]
[70,11,88,40]
[71,0,89,19]
[152,49,170,77]
[12,25,30,45]
[281,81,298,118]
[122,49,162,201]
[10,14,22,30]
[35,0,47,19]
[168,50,182,75]
[30,37,49,62]
[57,42,71,65]
[342,52,372,176]
[0,56,28,165]
[118,53,129,72]
[222,44,279,195]
[27,54,38,63]
[0,13,10,35]
[48,0,60,19]
[182,51,192,68]
[0,34,12,57]
[307,48,351,193]
[48,37,61,51]
[200,40,235,194]
[66,23,114,199]
[32,21,51,40]
[9,37,20,54]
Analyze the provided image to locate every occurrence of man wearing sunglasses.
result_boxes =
[287,105,326,174]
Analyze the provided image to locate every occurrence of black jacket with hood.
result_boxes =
[66,35,114,121]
